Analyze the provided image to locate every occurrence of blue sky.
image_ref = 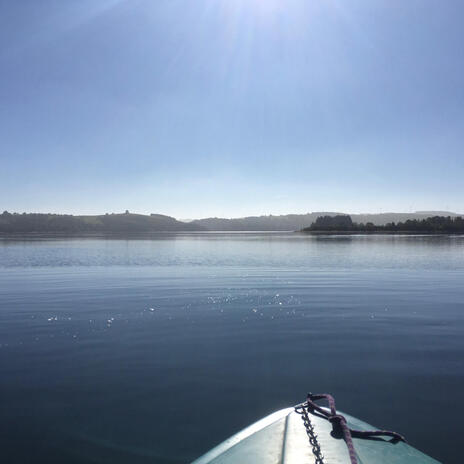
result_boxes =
[1,0,463,218]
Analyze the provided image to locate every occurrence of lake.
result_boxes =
[0,233,463,463]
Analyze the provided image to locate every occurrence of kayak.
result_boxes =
[191,393,440,464]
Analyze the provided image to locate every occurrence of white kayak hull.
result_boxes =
[192,407,441,464]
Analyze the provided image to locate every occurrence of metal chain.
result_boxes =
[295,403,325,464]
[297,393,406,464]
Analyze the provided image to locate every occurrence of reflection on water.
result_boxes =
[0,233,463,463]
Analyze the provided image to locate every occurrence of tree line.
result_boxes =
[304,215,464,233]
[0,211,202,233]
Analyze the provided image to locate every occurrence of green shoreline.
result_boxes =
[299,230,464,235]
[302,214,464,235]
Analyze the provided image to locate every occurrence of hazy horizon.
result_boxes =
[2,208,463,221]
[2,0,464,217]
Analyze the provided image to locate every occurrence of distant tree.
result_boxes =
[310,215,354,231]
[303,215,464,234]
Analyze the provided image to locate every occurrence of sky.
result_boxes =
[1,0,463,219]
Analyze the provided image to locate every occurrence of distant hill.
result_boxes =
[192,211,463,231]
[2,210,462,233]
[191,213,340,231]
[0,212,204,233]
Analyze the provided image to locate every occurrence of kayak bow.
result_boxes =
[191,393,440,464]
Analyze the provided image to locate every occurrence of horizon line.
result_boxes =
[2,209,462,221]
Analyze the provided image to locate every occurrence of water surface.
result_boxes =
[0,233,463,463]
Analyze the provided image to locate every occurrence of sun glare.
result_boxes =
[221,0,286,19]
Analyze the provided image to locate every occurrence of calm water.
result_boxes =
[0,233,463,464]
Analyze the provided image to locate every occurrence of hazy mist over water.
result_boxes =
[0,233,463,463]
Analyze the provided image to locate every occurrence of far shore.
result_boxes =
[299,230,464,235]
[0,230,463,239]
